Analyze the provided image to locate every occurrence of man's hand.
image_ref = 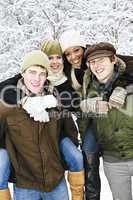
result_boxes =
[80,97,108,114]
[96,100,109,114]
[109,87,127,109]
[22,95,58,122]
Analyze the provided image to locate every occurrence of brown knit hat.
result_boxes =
[85,42,116,62]
[41,39,62,56]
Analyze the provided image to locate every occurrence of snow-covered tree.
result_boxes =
[0,0,133,81]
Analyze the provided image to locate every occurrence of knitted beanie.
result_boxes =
[21,50,50,73]
[59,29,86,52]
[41,39,62,56]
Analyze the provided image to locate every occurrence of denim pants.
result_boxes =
[0,148,11,189]
[103,159,133,200]
[82,127,98,154]
[14,178,69,200]
[60,137,84,171]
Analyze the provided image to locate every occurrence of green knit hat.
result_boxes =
[41,39,62,56]
[21,50,50,73]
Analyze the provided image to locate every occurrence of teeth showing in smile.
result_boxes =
[73,60,80,64]
[96,69,104,74]
[32,83,40,87]
[52,65,59,69]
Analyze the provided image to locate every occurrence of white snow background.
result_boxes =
[0,0,133,81]
[1,0,133,199]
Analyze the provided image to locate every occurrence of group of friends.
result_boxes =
[0,29,133,200]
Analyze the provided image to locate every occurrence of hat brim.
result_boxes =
[88,50,114,61]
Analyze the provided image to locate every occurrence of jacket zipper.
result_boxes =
[38,122,46,184]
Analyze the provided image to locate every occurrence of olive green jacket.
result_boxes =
[81,64,133,160]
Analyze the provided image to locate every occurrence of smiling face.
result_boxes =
[89,56,116,83]
[64,46,84,68]
[23,65,47,94]
[48,54,64,73]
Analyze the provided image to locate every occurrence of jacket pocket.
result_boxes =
[7,109,34,140]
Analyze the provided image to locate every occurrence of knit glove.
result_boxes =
[80,98,96,113]
[80,97,108,114]
[29,109,50,122]
[23,95,58,122]
[109,87,127,109]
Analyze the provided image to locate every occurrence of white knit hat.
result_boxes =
[59,29,86,53]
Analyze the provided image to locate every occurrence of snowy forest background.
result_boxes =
[0,0,133,82]
[0,0,133,199]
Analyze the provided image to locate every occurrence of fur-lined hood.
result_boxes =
[116,56,126,74]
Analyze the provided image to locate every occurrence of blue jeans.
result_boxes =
[13,178,69,200]
[0,148,11,189]
[60,137,83,171]
[82,127,98,154]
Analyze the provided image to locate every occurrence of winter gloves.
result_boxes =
[23,95,58,122]
[22,86,127,121]
[80,97,108,114]
[80,87,127,114]
[109,87,127,109]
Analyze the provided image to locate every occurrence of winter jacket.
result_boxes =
[0,117,8,148]
[81,61,133,160]
[0,74,22,105]
[0,75,48,148]
[117,54,133,76]
[0,97,78,193]
[55,80,80,112]
[0,78,78,191]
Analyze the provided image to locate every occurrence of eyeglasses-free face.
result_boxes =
[64,46,84,68]
[23,66,47,94]
[48,54,64,73]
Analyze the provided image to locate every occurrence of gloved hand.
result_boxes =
[23,95,58,122]
[30,109,50,122]
[80,97,108,114]
[96,100,109,114]
[80,98,96,113]
[109,87,127,109]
